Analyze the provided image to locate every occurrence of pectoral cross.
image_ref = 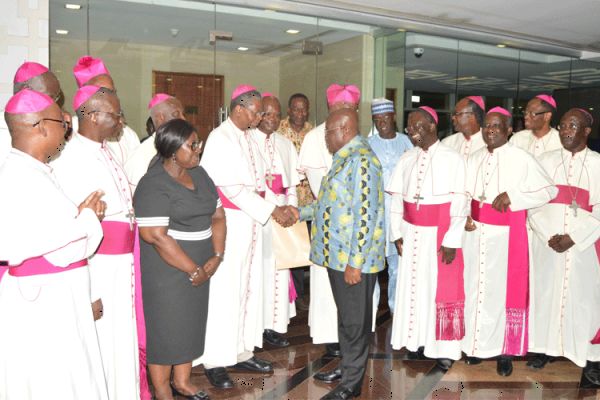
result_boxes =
[126,210,135,231]
[266,173,274,189]
[413,193,424,210]
[478,192,487,208]
[569,199,579,217]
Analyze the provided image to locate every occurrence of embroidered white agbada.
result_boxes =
[387,140,468,360]
[441,130,485,160]
[253,129,300,333]
[125,133,156,188]
[0,149,107,400]
[51,132,140,400]
[196,118,275,367]
[528,147,600,367]
[462,142,557,358]
[509,128,562,157]
[71,118,140,165]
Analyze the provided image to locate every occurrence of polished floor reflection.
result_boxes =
[178,274,600,399]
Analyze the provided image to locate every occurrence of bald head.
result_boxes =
[324,108,359,154]
[150,97,185,130]
[76,88,123,142]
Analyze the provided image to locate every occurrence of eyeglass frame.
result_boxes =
[32,118,69,132]
[523,110,549,118]
[89,109,125,121]
[451,111,474,118]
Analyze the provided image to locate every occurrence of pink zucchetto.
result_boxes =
[262,92,275,98]
[73,56,110,87]
[487,106,512,117]
[418,106,438,124]
[535,94,557,109]
[467,96,485,111]
[73,85,102,111]
[326,84,360,106]
[231,84,258,100]
[13,62,49,83]
[148,93,172,109]
[5,89,54,114]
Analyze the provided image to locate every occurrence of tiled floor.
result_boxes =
[173,273,600,399]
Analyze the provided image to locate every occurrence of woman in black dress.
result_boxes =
[134,119,225,400]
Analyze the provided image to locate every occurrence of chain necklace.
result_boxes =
[477,151,499,208]
[560,147,588,217]
[413,142,439,210]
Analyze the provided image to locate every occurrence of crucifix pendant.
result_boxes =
[266,173,274,188]
[126,211,135,231]
[413,193,424,210]
[569,199,579,217]
[478,193,487,208]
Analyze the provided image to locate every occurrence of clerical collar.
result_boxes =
[419,139,440,153]
[487,141,509,154]
[73,131,103,149]
[462,129,481,141]
[563,146,588,159]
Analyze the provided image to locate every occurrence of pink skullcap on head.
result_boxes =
[5,89,54,114]
[13,62,49,83]
[466,96,485,111]
[487,106,511,117]
[148,93,172,110]
[576,108,594,124]
[72,85,102,111]
[262,92,275,98]
[73,55,110,87]
[535,94,556,109]
[418,106,438,124]
[326,84,361,106]
[231,84,257,100]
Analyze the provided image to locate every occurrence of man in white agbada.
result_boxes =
[125,93,185,187]
[197,85,296,389]
[462,107,557,377]
[51,86,141,399]
[0,89,108,400]
[71,55,140,166]
[368,98,412,314]
[253,93,300,348]
[510,94,561,157]
[442,96,486,159]
[527,108,600,375]
[387,106,468,371]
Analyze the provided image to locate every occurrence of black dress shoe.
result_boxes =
[325,343,342,357]
[497,357,513,377]
[205,367,233,389]
[314,368,342,383]
[526,354,555,370]
[465,356,482,365]
[171,383,210,399]
[407,346,425,360]
[320,384,361,400]
[232,356,273,373]
[436,358,453,371]
[583,361,600,386]
[263,329,290,347]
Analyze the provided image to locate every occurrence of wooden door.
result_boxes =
[153,71,224,142]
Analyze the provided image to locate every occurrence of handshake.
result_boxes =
[271,205,300,227]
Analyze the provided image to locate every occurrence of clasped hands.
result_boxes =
[271,205,300,227]
[548,234,575,253]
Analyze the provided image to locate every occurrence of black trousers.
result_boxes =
[327,268,377,390]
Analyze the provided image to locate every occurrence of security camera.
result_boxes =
[413,47,424,58]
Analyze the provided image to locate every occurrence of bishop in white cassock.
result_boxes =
[0,90,107,400]
[51,86,141,399]
[253,94,299,346]
[462,107,557,377]
[387,106,468,368]
[196,86,295,389]
[510,94,562,157]
[528,108,600,370]
[442,96,486,160]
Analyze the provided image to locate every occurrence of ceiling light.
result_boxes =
[411,95,420,103]
[589,107,594,111]
[286,29,300,34]
[65,3,81,10]
[55,29,69,35]
[496,44,506,48]
[397,28,406,32]
[237,47,249,51]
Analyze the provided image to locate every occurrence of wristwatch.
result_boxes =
[214,252,224,261]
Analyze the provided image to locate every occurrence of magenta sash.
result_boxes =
[217,187,265,210]
[97,221,135,255]
[288,270,297,303]
[403,201,465,341]
[269,174,288,196]
[8,257,87,277]
[471,200,529,355]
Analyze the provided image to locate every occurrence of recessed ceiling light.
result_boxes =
[65,3,81,9]
[286,29,300,34]
[589,107,594,111]
[237,47,249,51]
[55,29,69,35]
[397,28,406,32]
[496,44,506,48]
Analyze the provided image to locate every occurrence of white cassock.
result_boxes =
[51,133,140,400]
[509,128,562,157]
[125,133,156,188]
[0,118,10,166]
[462,142,557,358]
[71,118,140,165]
[528,147,600,367]
[441,130,485,160]
[387,141,468,360]
[196,118,275,368]
[253,129,300,334]
[298,123,379,343]
[0,149,107,400]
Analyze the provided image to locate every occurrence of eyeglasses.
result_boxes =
[243,106,265,118]
[451,111,474,118]
[90,110,125,120]
[325,126,343,134]
[32,118,69,133]
[483,123,503,130]
[186,140,203,152]
[523,110,548,118]
[557,123,580,132]
[404,124,427,134]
